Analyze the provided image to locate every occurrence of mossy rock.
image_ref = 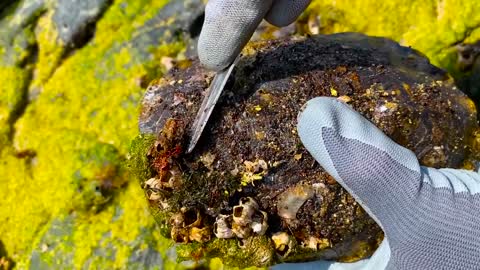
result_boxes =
[1,0,480,269]
[300,0,480,104]
[133,33,479,268]
[0,0,205,268]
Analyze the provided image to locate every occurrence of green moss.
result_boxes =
[177,237,274,269]
[27,184,179,269]
[127,134,156,185]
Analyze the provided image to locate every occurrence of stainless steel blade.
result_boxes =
[187,56,240,153]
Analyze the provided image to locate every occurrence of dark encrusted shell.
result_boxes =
[137,33,478,267]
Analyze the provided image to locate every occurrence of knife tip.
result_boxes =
[186,140,196,154]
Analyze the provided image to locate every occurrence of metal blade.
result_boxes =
[187,56,240,153]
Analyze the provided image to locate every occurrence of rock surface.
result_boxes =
[0,0,205,269]
[135,33,478,267]
[1,0,480,269]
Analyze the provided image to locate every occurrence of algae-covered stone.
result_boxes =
[134,33,478,267]
[2,0,480,269]
[301,0,480,103]
[0,0,205,268]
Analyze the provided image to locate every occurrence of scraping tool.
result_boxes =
[187,56,240,153]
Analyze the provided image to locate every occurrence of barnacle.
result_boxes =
[272,232,295,258]
[233,197,258,226]
[144,177,161,190]
[213,214,234,239]
[143,177,164,202]
[189,227,211,243]
[240,160,268,186]
[171,226,190,243]
[303,236,331,251]
[157,167,183,189]
[251,211,268,235]
[169,209,211,243]
[215,198,269,239]
[232,222,254,239]
[277,185,315,220]
[134,33,479,266]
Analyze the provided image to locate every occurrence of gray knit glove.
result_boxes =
[198,0,312,71]
[273,97,480,270]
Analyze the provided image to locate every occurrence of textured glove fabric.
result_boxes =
[265,0,313,27]
[296,97,480,270]
[198,0,312,71]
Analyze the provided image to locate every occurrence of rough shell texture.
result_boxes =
[135,33,478,267]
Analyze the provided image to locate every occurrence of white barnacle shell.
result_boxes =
[144,177,161,190]
[277,185,315,220]
[272,232,295,257]
[239,197,259,208]
[213,214,234,239]
[251,210,268,235]
[233,197,258,226]
[232,222,253,239]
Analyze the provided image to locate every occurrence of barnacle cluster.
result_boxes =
[214,197,268,239]
[142,119,185,206]
[134,34,479,266]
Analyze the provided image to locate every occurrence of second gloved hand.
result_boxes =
[198,0,312,71]
[278,97,480,270]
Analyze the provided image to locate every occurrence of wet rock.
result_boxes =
[300,1,480,107]
[454,41,480,105]
[133,33,479,267]
[52,0,111,47]
[2,0,480,269]
[0,1,211,269]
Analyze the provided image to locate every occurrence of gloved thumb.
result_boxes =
[297,97,422,228]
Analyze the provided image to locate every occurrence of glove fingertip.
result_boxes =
[297,97,345,179]
[197,36,233,71]
[198,0,273,71]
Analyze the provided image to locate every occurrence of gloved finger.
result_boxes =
[297,97,422,228]
[426,168,480,194]
[265,0,312,27]
[198,0,273,71]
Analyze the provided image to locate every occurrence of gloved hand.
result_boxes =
[273,97,480,270]
[198,0,312,71]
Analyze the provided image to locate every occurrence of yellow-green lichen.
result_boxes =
[30,10,65,93]
[1,0,194,268]
[304,0,480,73]
[0,66,29,149]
